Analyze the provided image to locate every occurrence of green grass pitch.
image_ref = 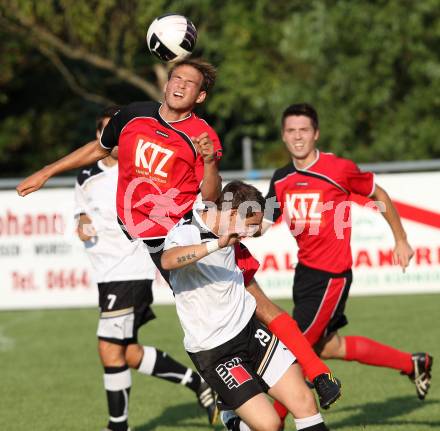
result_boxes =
[0,294,438,430]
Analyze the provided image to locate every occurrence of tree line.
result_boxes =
[1,0,439,176]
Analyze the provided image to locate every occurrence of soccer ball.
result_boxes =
[146,14,197,62]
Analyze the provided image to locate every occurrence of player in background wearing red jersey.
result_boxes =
[16,60,339,412]
[263,103,433,425]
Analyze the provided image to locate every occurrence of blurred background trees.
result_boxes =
[1,0,439,176]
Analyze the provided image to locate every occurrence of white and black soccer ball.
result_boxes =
[146,14,197,62]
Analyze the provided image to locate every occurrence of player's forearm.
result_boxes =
[371,185,407,242]
[200,161,221,203]
[17,140,110,196]
[247,279,284,323]
[46,140,109,177]
[161,244,211,270]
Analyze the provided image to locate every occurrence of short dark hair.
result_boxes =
[168,58,217,93]
[96,105,120,132]
[282,103,319,130]
[216,181,265,217]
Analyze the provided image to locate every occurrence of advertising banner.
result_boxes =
[0,189,173,310]
[0,172,439,309]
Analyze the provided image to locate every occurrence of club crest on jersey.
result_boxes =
[216,357,252,389]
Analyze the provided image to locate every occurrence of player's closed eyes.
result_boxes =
[172,76,197,86]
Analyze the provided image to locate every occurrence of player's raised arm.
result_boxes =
[370,184,414,271]
[16,140,110,196]
[192,132,222,203]
[161,233,240,270]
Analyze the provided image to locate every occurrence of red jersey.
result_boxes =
[234,242,260,286]
[265,151,375,273]
[100,101,222,239]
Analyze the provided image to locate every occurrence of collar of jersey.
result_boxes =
[293,149,320,172]
[97,159,118,172]
[158,103,193,123]
[193,208,219,238]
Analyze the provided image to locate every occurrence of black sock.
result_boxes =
[301,424,329,431]
[104,365,131,431]
[137,345,201,392]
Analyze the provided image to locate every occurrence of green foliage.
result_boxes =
[0,0,439,176]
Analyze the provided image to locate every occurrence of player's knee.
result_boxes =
[98,340,126,366]
[125,352,139,368]
[125,344,143,368]
[288,387,318,418]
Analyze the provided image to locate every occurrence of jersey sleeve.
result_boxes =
[234,243,260,287]
[163,224,202,250]
[264,174,282,223]
[194,128,223,184]
[100,107,124,150]
[343,159,375,197]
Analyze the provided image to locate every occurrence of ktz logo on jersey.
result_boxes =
[215,357,252,389]
[284,191,324,231]
[285,191,322,223]
[134,137,174,183]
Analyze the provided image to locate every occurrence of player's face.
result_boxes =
[164,65,207,112]
[228,211,264,238]
[282,115,319,162]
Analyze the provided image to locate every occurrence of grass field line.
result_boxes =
[0,310,44,351]
[0,310,44,328]
[0,330,15,351]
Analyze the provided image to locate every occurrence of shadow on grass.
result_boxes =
[135,401,211,431]
[331,395,440,429]
[135,395,439,430]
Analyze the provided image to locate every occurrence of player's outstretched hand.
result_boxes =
[16,168,50,196]
[192,132,216,163]
[218,232,241,248]
[393,239,414,273]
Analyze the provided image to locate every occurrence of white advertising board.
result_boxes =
[0,188,173,310]
[0,172,439,309]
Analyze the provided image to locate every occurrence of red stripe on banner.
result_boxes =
[303,278,346,346]
[350,194,440,229]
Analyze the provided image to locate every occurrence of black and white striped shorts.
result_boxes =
[188,315,296,411]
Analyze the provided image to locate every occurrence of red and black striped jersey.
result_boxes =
[100,101,222,239]
[265,151,375,273]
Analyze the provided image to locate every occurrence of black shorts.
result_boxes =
[97,279,156,345]
[188,316,295,411]
[293,263,352,346]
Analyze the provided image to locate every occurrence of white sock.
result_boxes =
[137,346,157,375]
[239,421,252,431]
[294,412,324,430]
